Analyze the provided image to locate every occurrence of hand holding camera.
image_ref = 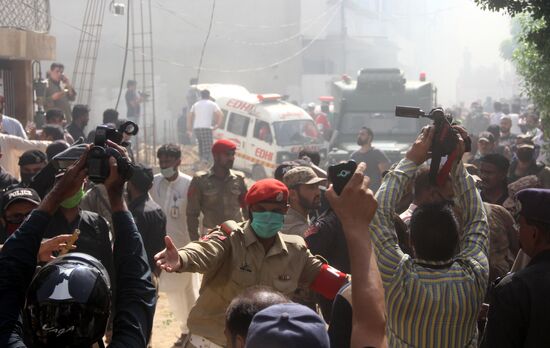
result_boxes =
[406,126,434,165]
[52,121,138,185]
[396,106,471,185]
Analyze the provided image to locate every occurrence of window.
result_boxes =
[226,112,250,136]
[253,120,273,144]
[273,120,322,146]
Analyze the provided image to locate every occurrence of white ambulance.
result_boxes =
[195,84,328,180]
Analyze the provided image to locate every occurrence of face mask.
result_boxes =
[60,188,84,209]
[251,211,284,239]
[161,166,177,179]
[20,173,34,185]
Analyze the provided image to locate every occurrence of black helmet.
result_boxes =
[23,252,111,347]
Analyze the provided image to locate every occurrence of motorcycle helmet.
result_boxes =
[23,252,111,347]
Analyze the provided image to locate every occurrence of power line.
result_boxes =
[46,1,339,74]
[196,0,216,82]
[152,0,342,47]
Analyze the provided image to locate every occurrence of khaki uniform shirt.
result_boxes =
[281,206,309,237]
[485,203,519,282]
[186,168,247,240]
[178,221,324,346]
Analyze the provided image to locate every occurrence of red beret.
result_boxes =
[245,179,289,206]
[212,139,237,154]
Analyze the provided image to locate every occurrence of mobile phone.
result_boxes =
[328,160,357,195]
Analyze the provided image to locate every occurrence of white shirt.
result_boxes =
[190,99,220,129]
[150,171,192,248]
[2,115,28,139]
[0,134,49,180]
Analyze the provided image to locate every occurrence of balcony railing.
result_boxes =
[0,0,51,33]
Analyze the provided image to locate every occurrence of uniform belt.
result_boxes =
[189,334,223,348]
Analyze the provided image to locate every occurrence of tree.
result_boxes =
[476,0,550,155]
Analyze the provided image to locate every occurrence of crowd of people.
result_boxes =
[0,63,550,348]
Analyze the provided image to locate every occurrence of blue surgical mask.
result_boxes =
[251,211,284,239]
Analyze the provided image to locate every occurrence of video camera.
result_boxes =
[395,106,470,185]
[52,121,139,184]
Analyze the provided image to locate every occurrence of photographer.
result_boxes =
[370,126,489,346]
[0,145,156,347]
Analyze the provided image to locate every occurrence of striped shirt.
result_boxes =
[371,159,489,347]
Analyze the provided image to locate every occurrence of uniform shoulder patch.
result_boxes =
[220,220,242,236]
[195,170,209,178]
[231,169,246,179]
[281,234,307,249]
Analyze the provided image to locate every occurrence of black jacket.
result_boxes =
[44,209,114,280]
[305,209,350,273]
[0,167,18,191]
[482,249,550,348]
[0,209,156,347]
[128,194,167,272]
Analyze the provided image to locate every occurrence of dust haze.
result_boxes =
[48,0,514,137]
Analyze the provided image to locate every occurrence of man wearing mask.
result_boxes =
[42,170,114,280]
[187,139,247,240]
[155,178,349,348]
[150,143,199,347]
[281,166,325,237]
[350,127,390,192]
[0,187,76,258]
[18,150,47,187]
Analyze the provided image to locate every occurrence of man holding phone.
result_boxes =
[45,62,77,123]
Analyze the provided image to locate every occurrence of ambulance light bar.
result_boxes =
[257,94,282,102]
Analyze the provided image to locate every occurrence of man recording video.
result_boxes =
[0,145,156,347]
[370,125,489,346]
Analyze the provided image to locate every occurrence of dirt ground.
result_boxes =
[151,292,185,348]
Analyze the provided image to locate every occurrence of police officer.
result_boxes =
[186,139,247,240]
[155,178,349,348]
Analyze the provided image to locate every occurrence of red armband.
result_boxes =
[310,264,348,300]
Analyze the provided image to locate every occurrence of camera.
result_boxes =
[52,121,139,184]
[395,106,471,184]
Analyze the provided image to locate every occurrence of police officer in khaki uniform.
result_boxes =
[186,139,247,240]
[155,178,349,348]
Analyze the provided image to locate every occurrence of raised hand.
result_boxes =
[154,236,182,273]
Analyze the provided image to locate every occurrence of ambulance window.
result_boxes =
[227,112,250,136]
[253,120,272,144]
